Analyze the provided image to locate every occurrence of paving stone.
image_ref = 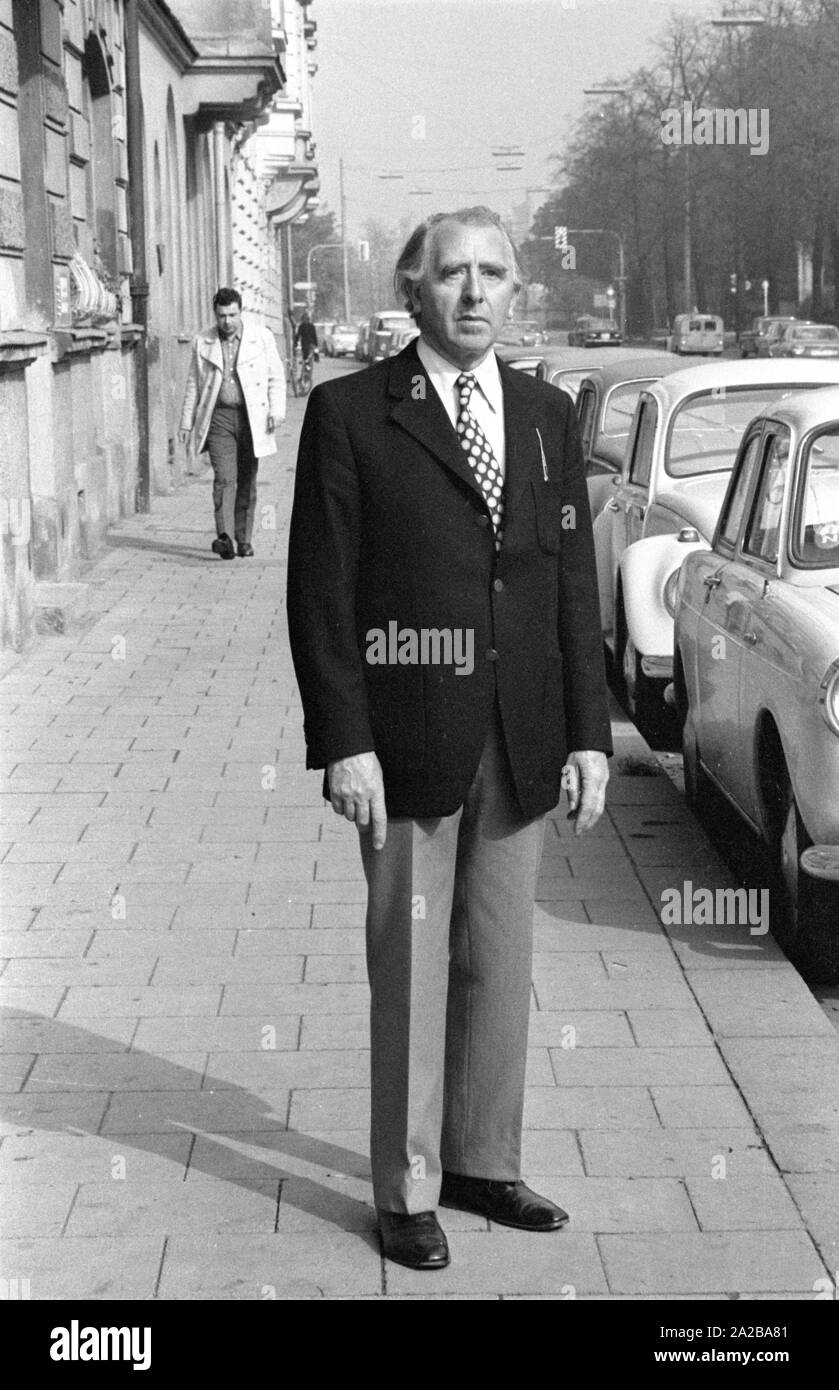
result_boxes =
[299,1013,369,1050]
[100,1088,290,1135]
[534,1175,698,1233]
[89,930,237,958]
[651,1086,758,1130]
[0,930,92,957]
[157,1231,382,1299]
[206,1049,369,1093]
[785,1175,839,1268]
[0,1235,165,1299]
[151,955,305,985]
[386,1230,607,1295]
[626,1009,715,1048]
[685,1174,804,1232]
[533,917,665,950]
[1,1091,110,1137]
[2,958,157,987]
[221,983,369,1015]
[0,1015,137,1053]
[528,1010,634,1048]
[24,1052,207,1092]
[598,1230,823,1294]
[132,1015,300,1053]
[549,1046,729,1088]
[66,1177,280,1237]
[235,927,363,956]
[0,1184,78,1237]
[579,1129,774,1179]
[524,1086,660,1130]
[58,985,222,1018]
[532,977,694,1011]
[0,987,65,1017]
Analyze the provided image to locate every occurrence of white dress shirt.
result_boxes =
[417,337,506,478]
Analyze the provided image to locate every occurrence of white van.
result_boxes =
[667,314,724,356]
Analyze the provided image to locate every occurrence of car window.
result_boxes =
[790,326,839,341]
[792,425,839,567]
[627,397,658,489]
[717,428,763,550]
[576,384,596,453]
[743,427,792,564]
[549,368,587,401]
[602,381,651,438]
[666,386,815,478]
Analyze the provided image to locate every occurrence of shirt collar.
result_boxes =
[417,337,503,414]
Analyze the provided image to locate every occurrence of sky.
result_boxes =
[309,0,715,240]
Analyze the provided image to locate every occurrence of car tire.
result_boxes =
[769,769,839,983]
[614,597,663,731]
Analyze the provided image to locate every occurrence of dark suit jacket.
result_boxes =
[286,339,613,820]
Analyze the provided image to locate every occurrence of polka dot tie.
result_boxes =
[455,372,504,550]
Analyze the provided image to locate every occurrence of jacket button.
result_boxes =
[485,648,498,661]
[493,578,504,592]
[476,514,490,527]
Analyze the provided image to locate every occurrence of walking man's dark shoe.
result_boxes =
[237,542,254,557]
[439,1173,569,1231]
[378,1210,450,1269]
[211,533,235,560]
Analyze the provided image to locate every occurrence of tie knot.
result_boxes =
[456,372,476,404]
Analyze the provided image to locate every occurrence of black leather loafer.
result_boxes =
[439,1173,569,1231]
[211,534,235,560]
[378,1210,450,1269]
[236,542,254,557]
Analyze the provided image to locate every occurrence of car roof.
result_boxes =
[649,357,839,408]
[739,384,839,432]
[576,354,708,390]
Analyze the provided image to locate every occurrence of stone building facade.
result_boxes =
[0,0,318,650]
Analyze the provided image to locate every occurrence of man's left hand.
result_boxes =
[563,750,609,835]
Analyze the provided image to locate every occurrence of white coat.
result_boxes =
[180,315,286,458]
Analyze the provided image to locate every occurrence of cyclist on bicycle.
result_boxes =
[294,311,319,366]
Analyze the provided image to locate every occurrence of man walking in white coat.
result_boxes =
[179,288,286,559]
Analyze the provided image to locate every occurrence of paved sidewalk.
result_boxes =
[1,384,837,1301]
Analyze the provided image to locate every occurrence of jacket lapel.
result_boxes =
[198,328,223,372]
[387,341,484,502]
[498,357,545,544]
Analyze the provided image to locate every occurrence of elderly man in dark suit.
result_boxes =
[287,206,612,1271]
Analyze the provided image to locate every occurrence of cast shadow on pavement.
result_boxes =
[0,1009,379,1251]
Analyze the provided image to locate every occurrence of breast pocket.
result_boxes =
[531,478,563,554]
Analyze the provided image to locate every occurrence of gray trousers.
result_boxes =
[205,405,258,544]
[358,707,546,1214]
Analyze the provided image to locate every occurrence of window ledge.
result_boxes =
[0,331,50,369]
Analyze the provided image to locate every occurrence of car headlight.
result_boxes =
[819,658,839,735]
[791,346,805,355]
[663,567,681,618]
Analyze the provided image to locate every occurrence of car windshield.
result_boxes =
[379,316,410,332]
[602,381,654,436]
[666,386,822,478]
[789,326,839,342]
[792,425,839,568]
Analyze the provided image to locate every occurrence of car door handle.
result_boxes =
[605,499,619,512]
[743,631,759,645]
[703,573,722,591]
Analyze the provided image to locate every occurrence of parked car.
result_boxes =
[366,310,414,362]
[739,315,797,358]
[769,322,839,359]
[666,313,724,356]
[325,323,358,357]
[314,321,335,352]
[568,316,622,348]
[388,322,420,355]
[756,318,808,357]
[673,386,839,980]
[575,354,707,519]
[592,358,839,723]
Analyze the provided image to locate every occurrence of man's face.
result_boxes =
[215,301,242,338]
[411,220,518,369]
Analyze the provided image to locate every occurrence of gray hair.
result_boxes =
[393,206,523,319]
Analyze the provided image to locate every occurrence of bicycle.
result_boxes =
[289,346,315,398]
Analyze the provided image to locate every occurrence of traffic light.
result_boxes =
[554,225,568,250]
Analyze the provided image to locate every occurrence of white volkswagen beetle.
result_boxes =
[674,386,839,981]
[593,359,839,723]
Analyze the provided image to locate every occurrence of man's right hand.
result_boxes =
[327,751,387,850]
[178,428,191,447]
